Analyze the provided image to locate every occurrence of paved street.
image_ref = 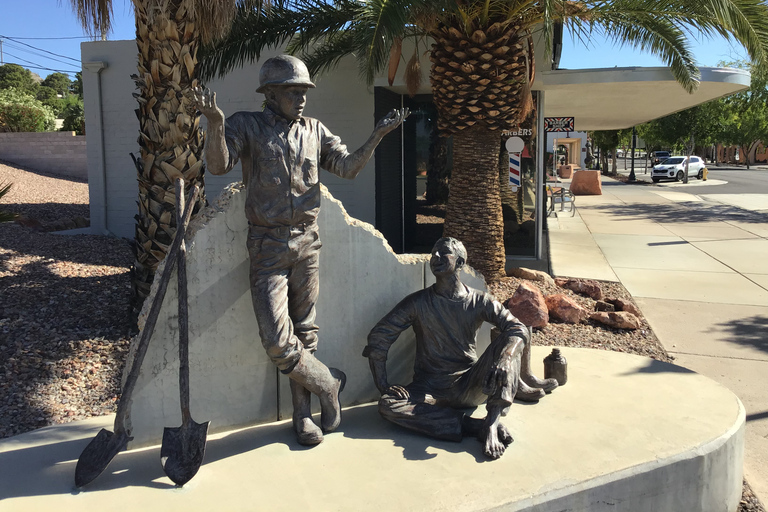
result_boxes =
[548,174,768,505]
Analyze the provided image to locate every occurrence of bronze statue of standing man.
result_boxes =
[193,55,408,445]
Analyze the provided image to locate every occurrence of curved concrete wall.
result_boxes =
[124,183,488,447]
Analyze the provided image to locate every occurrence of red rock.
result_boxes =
[589,311,641,330]
[607,298,642,317]
[505,282,549,328]
[570,170,602,195]
[508,267,555,287]
[544,294,588,324]
[555,278,603,300]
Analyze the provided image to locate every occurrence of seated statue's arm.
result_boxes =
[363,295,417,396]
[484,295,530,343]
[319,109,409,180]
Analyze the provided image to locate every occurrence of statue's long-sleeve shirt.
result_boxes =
[220,107,357,228]
[364,286,529,392]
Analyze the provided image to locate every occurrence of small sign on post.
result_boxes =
[505,137,525,192]
[544,117,575,132]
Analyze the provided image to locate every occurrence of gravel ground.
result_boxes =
[0,161,763,511]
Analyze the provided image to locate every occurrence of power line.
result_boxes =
[3,58,79,74]
[1,35,91,40]
[3,42,81,67]
[0,35,80,63]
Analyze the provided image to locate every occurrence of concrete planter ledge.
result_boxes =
[0,347,744,512]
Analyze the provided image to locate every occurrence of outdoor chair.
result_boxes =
[546,176,576,217]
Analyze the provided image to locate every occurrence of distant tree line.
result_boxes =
[0,63,84,134]
[590,61,767,172]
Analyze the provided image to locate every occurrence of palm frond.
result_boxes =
[0,182,17,223]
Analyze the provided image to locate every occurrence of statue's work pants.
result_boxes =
[378,333,522,441]
[247,223,321,372]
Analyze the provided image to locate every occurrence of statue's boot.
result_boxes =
[515,379,546,402]
[521,343,558,393]
[290,379,324,446]
[287,351,346,433]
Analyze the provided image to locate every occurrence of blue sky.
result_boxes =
[0,0,748,81]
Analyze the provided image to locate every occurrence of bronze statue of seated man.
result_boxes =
[363,237,557,459]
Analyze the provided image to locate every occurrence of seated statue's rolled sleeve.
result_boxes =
[484,295,530,342]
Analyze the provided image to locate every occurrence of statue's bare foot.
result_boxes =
[481,422,506,459]
[320,368,346,433]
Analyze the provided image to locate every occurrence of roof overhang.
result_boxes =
[537,66,750,130]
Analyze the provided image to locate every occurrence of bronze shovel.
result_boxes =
[75,180,200,488]
[160,179,209,486]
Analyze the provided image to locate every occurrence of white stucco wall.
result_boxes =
[82,41,378,238]
[547,130,588,168]
[125,184,488,447]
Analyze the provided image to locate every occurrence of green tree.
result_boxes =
[61,96,85,134]
[70,71,83,97]
[199,0,768,280]
[0,88,56,132]
[69,0,263,312]
[717,61,768,168]
[42,72,72,96]
[36,85,66,116]
[0,64,39,96]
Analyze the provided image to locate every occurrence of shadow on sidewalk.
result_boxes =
[716,315,768,356]
[584,202,767,225]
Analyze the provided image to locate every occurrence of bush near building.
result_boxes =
[0,88,56,132]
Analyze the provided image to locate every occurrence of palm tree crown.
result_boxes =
[200,0,768,279]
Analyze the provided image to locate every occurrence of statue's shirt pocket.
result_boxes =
[257,146,284,187]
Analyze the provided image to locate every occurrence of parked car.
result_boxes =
[651,156,706,182]
[650,151,671,165]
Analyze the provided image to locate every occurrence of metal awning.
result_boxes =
[537,66,750,130]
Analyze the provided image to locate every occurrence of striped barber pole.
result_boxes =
[508,153,521,192]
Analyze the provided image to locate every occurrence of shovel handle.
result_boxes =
[113,179,200,434]
[176,181,192,424]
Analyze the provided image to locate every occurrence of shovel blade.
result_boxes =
[160,420,210,486]
[74,428,130,488]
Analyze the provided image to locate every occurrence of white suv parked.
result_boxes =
[651,156,706,183]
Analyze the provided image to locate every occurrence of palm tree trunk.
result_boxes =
[443,127,506,281]
[130,0,206,315]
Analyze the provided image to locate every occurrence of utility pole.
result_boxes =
[628,126,637,182]
[1,39,4,65]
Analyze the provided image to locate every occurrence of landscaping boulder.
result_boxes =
[590,311,641,330]
[508,267,556,287]
[606,298,642,317]
[504,282,549,328]
[569,170,602,195]
[595,300,615,312]
[545,294,588,324]
[555,277,603,300]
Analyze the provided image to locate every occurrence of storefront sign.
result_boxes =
[544,117,575,132]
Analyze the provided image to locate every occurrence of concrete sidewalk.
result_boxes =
[547,175,768,505]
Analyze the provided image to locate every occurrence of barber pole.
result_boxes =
[505,137,525,193]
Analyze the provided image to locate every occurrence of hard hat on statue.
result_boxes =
[257,55,316,93]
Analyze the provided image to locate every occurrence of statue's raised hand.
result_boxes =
[374,108,410,138]
[192,86,225,124]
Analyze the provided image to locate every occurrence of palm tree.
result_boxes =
[200,0,768,280]
[69,0,254,312]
